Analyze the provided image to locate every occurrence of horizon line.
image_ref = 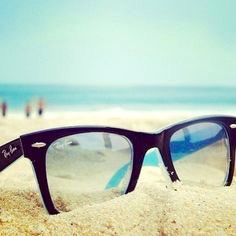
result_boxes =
[0,82,235,88]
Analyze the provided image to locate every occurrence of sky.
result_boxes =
[0,1,236,86]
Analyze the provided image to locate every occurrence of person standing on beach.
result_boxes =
[1,101,7,117]
[38,98,45,116]
[102,133,112,149]
[25,102,32,118]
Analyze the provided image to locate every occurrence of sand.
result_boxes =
[0,110,235,235]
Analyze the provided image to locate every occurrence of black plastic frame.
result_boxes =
[0,115,235,214]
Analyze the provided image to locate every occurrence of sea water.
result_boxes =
[0,84,235,112]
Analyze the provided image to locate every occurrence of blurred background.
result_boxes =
[0,1,235,113]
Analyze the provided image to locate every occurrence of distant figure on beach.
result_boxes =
[38,98,45,116]
[25,102,32,118]
[1,101,7,117]
[103,133,112,149]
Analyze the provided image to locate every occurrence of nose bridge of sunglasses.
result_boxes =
[138,131,163,150]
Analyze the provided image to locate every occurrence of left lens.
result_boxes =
[46,132,133,212]
[169,122,230,186]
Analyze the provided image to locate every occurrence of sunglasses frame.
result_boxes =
[0,116,235,214]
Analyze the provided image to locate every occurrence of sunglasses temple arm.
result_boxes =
[0,138,23,171]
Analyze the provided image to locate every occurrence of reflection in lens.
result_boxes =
[170,122,230,186]
[46,132,133,211]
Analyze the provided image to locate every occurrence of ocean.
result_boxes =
[0,84,235,112]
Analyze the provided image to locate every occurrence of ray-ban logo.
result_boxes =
[1,145,17,159]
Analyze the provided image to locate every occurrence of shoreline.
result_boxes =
[1,109,236,136]
[2,108,236,118]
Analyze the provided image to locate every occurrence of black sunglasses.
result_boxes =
[0,116,235,214]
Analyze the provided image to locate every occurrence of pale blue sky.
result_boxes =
[0,1,236,86]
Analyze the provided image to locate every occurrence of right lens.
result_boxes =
[46,132,133,212]
[169,122,230,186]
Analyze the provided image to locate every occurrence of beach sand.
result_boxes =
[0,111,235,235]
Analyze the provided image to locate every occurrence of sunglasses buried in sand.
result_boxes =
[0,116,235,215]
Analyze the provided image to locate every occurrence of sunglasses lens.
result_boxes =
[46,132,133,212]
[170,122,230,186]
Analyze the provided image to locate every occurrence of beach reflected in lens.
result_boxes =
[170,122,230,187]
[46,132,133,211]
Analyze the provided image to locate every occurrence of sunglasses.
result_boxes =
[0,116,235,214]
